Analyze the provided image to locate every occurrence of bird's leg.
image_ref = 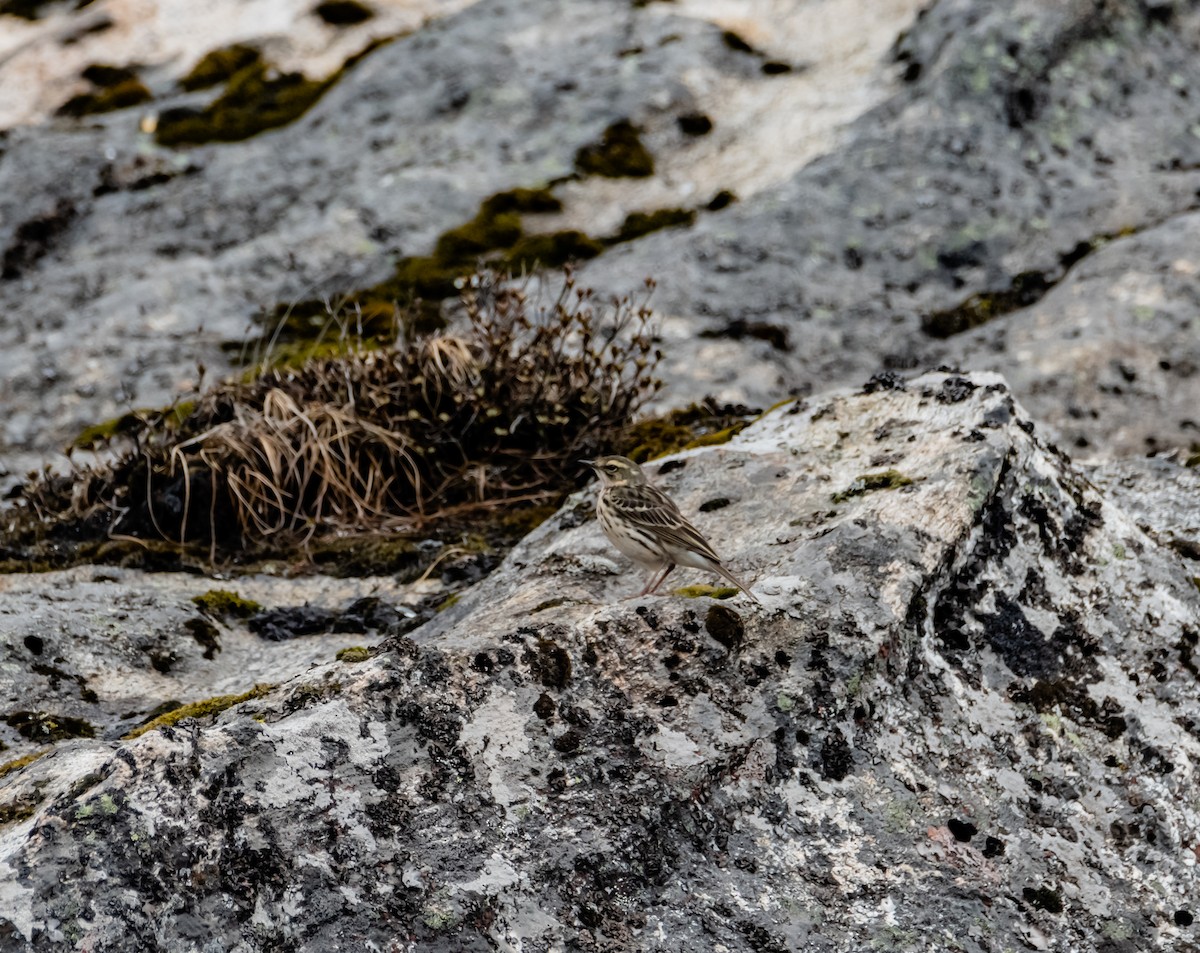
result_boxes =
[643,563,676,596]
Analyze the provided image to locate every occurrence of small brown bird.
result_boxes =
[583,455,759,602]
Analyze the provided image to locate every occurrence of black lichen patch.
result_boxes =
[2,198,77,281]
[704,604,743,650]
[575,120,655,178]
[699,318,790,352]
[314,0,373,25]
[677,112,712,136]
[979,592,1062,677]
[1012,677,1126,739]
[721,30,755,54]
[528,637,572,690]
[5,711,96,743]
[184,617,222,660]
[818,728,853,781]
[180,44,262,91]
[947,818,977,842]
[698,497,731,513]
[606,208,696,244]
[1022,885,1064,914]
[936,376,977,404]
[249,597,413,642]
[761,60,793,75]
[707,189,736,211]
[831,469,913,504]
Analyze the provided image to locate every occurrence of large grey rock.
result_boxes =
[580,0,1200,454]
[5,0,1200,475]
[2,372,1198,951]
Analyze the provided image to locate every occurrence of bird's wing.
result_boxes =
[608,484,723,565]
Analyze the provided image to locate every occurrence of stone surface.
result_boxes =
[2,372,1199,951]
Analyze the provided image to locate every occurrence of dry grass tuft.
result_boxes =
[8,270,661,564]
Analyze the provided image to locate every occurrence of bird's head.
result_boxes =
[582,455,648,487]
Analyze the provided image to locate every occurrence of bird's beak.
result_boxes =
[580,459,597,470]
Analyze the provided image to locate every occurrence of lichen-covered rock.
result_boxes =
[2,372,1198,951]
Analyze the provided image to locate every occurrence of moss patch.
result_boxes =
[607,208,695,244]
[125,685,272,739]
[0,750,47,781]
[58,66,152,117]
[181,44,261,91]
[674,584,738,599]
[192,588,263,620]
[5,712,96,743]
[575,120,655,178]
[922,271,1052,338]
[832,469,914,504]
[619,399,757,462]
[72,402,195,450]
[157,56,334,146]
[336,645,371,662]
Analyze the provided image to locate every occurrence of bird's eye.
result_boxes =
[605,464,618,472]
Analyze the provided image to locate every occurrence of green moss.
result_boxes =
[308,534,423,578]
[831,469,914,504]
[71,402,197,450]
[156,60,333,146]
[532,597,568,613]
[0,750,47,781]
[124,684,272,739]
[58,77,152,117]
[336,646,371,663]
[684,423,748,449]
[314,0,374,25]
[607,208,696,244]
[922,271,1051,338]
[191,588,263,620]
[575,120,655,178]
[674,584,738,599]
[0,800,38,825]
[436,593,460,613]
[1185,450,1200,468]
[80,64,138,87]
[619,403,756,462]
[180,44,261,91]
[502,230,603,270]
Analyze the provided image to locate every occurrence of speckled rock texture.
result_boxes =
[3,372,1199,952]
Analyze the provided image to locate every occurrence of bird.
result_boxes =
[582,455,759,603]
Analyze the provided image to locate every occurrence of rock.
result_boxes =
[2,372,1198,951]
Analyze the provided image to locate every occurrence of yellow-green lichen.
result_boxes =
[0,750,48,781]
[336,646,371,663]
[673,584,739,600]
[191,588,263,620]
[124,684,272,739]
[436,593,461,613]
[831,469,914,504]
[684,423,748,450]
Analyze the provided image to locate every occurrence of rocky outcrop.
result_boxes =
[3,372,1198,951]
[5,0,1199,475]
